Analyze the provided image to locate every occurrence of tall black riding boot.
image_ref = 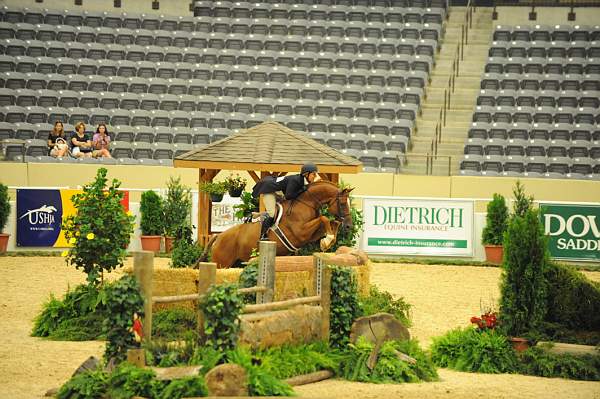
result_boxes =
[260,216,274,241]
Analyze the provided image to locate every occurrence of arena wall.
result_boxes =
[493,6,600,25]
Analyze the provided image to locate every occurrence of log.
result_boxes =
[536,341,599,357]
[243,296,321,313]
[153,293,203,304]
[238,286,268,294]
[149,365,203,381]
[285,370,334,386]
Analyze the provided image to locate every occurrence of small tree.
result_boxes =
[139,190,164,236]
[512,180,534,219]
[499,207,548,337]
[0,182,10,233]
[163,177,192,237]
[62,168,135,285]
[481,194,509,245]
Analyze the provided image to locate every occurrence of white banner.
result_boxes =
[192,193,244,233]
[361,197,474,256]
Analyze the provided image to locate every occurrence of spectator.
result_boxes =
[70,122,93,158]
[47,121,69,158]
[92,123,112,158]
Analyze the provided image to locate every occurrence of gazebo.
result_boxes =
[173,121,363,245]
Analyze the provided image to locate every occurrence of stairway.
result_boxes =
[401,6,494,175]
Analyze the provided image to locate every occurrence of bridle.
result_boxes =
[294,186,350,223]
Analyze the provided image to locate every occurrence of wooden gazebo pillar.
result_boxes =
[198,168,219,246]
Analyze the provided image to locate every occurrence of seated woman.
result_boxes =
[70,122,93,158]
[47,121,69,158]
[92,123,112,158]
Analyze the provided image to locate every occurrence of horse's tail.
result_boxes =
[198,234,218,263]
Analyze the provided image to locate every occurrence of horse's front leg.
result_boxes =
[300,216,336,251]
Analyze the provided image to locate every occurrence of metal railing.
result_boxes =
[429,1,475,172]
[403,153,453,176]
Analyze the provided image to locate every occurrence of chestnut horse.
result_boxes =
[206,181,353,268]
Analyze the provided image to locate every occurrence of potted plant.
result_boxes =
[481,193,508,264]
[200,181,227,203]
[0,183,11,253]
[233,191,259,222]
[163,177,192,253]
[224,174,247,197]
[139,190,164,253]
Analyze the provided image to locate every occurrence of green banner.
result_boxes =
[539,203,600,261]
[367,238,468,248]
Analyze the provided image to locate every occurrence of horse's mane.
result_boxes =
[307,180,340,190]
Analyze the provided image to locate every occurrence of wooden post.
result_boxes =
[133,251,154,343]
[126,349,146,368]
[198,169,219,246]
[257,241,276,304]
[320,264,332,343]
[197,262,216,339]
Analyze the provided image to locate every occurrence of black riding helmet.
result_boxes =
[301,163,318,175]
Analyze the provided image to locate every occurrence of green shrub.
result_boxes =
[0,182,10,232]
[170,239,203,268]
[238,258,258,304]
[430,327,518,374]
[519,346,600,381]
[102,275,144,363]
[159,376,208,399]
[56,368,108,399]
[163,177,192,237]
[32,284,105,340]
[340,337,438,383]
[481,193,508,245]
[62,168,135,285]
[227,347,295,397]
[139,190,164,236]
[535,322,600,346]
[329,265,362,347]
[500,208,548,337]
[512,180,534,218]
[544,262,600,332]
[259,342,343,380]
[360,285,411,327]
[152,308,198,341]
[106,363,159,399]
[200,284,244,352]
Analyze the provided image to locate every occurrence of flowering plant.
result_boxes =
[223,174,247,194]
[470,312,498,331]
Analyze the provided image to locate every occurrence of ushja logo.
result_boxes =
[19,205,57,225]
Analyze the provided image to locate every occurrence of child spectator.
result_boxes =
[70,122,93,158]
[92,123,112,158]
[47,121,69,157]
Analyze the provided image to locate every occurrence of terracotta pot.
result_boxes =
[510,337,530,352]
[140,235,161,253]
[484,245,503,264]
[0,233,9,253]
[164,236,174,253]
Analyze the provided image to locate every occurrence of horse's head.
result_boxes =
[329,187,354,230]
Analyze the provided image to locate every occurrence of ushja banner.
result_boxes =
[16,189,129,248]
[539,203,600,261]
[361,197,474,256]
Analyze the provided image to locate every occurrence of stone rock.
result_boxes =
[205,363,248,397]
[44,387,59,397]
[349,313,410,345]
[150,365,203,381]
[72,356,100,377]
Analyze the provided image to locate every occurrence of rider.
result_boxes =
[252,163,319,240]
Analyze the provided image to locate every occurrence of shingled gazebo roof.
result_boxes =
[173,121,362,174]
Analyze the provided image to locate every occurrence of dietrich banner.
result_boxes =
[361,197,474,256]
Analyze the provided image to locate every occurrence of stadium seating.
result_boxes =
[461,24,600,180]
[0,2,446,169]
